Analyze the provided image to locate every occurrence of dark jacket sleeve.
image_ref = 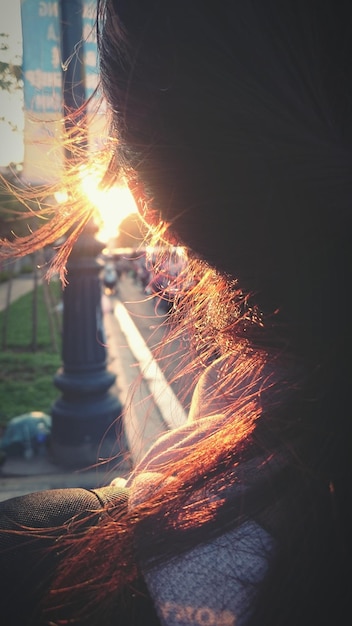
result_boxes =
[0,486,158,626]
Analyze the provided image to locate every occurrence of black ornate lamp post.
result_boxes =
[51,219,123,467]
[51,0,123,467]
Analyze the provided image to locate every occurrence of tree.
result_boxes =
[0,32,23,149]
[0,185,34,240]
[0,33,22,95]
[0,28,26,269]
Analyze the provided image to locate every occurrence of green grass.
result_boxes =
[1,280,62,350]
[0,282,63,428]
[0,352,61,428]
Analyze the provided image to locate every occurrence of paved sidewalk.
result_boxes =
[0,461,128,502]
[0,273,40,312]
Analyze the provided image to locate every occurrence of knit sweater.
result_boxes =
[111,355,281,625]
[122,413,274,626]
[142,519,273,626]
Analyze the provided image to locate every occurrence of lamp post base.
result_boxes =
[51,389,124,469]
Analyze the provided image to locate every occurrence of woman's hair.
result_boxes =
[1,1,351,624]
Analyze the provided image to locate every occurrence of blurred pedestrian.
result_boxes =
[102,260,118,294]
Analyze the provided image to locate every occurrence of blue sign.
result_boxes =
[82,1,99,101]
[21,0,62,113]
[20,0,98,113]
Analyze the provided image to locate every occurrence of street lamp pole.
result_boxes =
[51,0,123,468]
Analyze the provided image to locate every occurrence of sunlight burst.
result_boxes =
[80,166,138,243]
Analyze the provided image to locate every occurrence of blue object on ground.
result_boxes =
[0,412,51,458]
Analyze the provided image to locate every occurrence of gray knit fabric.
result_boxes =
[123,358,276,625]
[125,418,275,626]
[143,521,274,626]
